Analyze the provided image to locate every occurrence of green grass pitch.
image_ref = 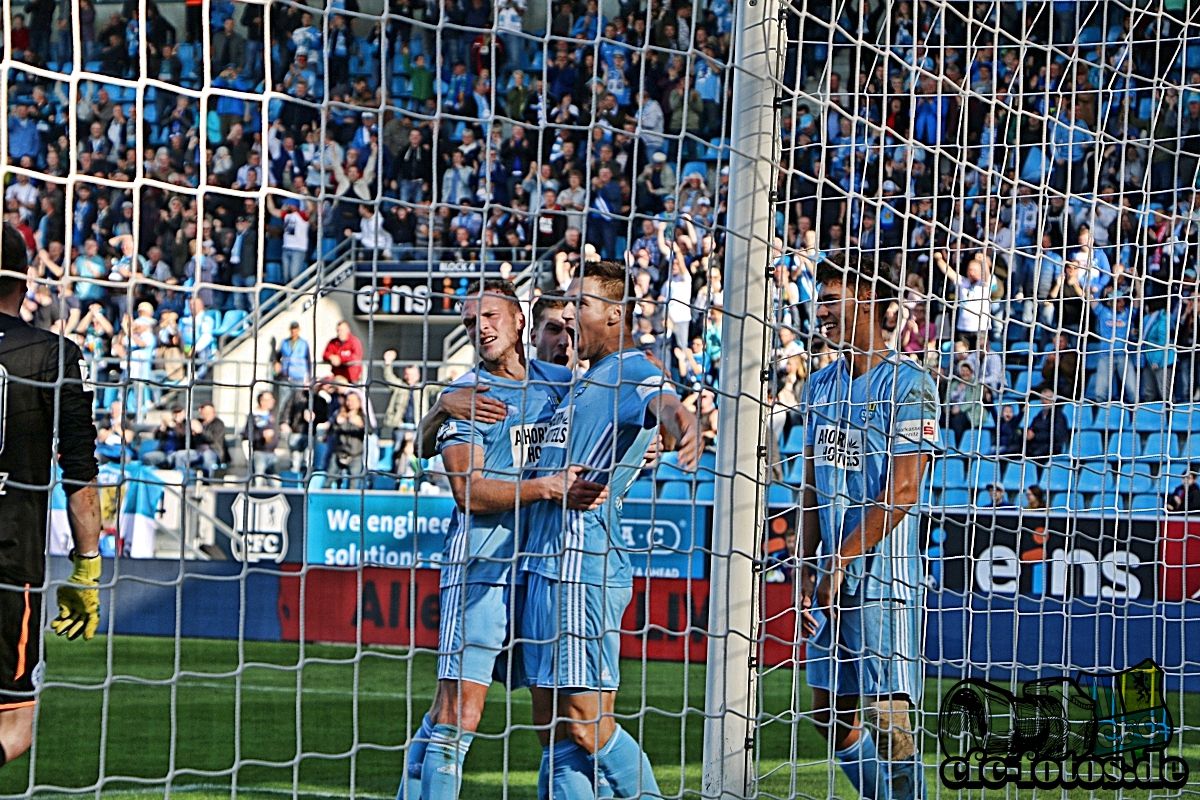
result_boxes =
[2,635,1197,799]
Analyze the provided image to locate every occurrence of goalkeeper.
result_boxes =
[799,251,940,800]
[521,261,699,800]
[0,223,101,766]
[398,279,607,800]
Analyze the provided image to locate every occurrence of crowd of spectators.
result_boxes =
[3,0,1200,510]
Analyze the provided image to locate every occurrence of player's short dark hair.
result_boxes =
[0,223,28,299]
[465,277,519,302]
[815,250,897,303]
[531,293,566,330]
[579,260,635,327]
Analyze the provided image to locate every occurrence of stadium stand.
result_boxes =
[3,0,1199,517]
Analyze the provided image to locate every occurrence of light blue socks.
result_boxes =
[396,713,436,800]
[835,729,882,800]
[592,726,658,797]
[421,723,475,800]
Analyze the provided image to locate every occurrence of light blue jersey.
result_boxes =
[522,350,674,587]
[801,353,941,602]
[436,359,573,588]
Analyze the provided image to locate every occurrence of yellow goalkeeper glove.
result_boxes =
[51,551,101,641]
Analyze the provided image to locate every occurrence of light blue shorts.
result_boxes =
[522,573,632,692]
[805,594,922,700]
[437,581,526,687]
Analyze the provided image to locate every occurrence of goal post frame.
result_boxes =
[701,0,780,794]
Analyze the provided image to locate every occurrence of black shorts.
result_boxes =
[0,582,41,709]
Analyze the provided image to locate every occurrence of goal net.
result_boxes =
[0,0,1197,796]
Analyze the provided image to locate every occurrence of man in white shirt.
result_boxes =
[346,204,393,258]
[934,250,992,350]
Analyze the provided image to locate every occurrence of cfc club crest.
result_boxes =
[938,659,1188,790]
[231,494,290,564]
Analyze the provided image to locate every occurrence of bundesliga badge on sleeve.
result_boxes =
[937,659,1188,790]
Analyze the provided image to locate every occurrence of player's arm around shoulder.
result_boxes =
[415,380,508,459]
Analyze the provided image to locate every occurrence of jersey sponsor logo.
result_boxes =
[897,418,939,443]
[543,405,573,450]
[231,493,290,564]
[815,425,863,470]
[510,422,551,467]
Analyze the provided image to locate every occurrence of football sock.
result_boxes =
[547,739,598,800]
[396,713,436,800]
[421,724,474,800]
[835,730,882,800]
[881,757,922,800]
[592,725,659,798]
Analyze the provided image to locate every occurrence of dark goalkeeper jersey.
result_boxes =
[0,314,98,584]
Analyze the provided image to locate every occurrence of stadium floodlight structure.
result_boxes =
[701,0,777,796]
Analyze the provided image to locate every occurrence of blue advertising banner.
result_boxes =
[301,492,710,578]
[306,491,454,567]
[622,501,709,579]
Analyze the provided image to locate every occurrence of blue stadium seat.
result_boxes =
[654,461,690,482]
[680,161,707,181]
[780,426,806,455]
[1047,464,1075,493]
[942,489,972,508]
[1184,435,1200,461]
[659,481,692,500]
[967,459,1002,490]
[1092,405,1130,431]
[1167,460,1196,480]
[1131,494,1162,512]
[768,484,795,506]
[1111,432,1140,460]
[1076,468,1112,495]
[1170,407,1200,434]
[214,309,248,337]
[1134,403,1168,433]
[1117,470,1154,496]
[695,482,715,502]
[932,458,967,489]
[1066,492,1089,512]
[376,444,395,472]
[1071,430,1105,460]
[627,480,655,500]
[783,458,805,486]
[1142,433,1181,461]
[1002,460,1038,493]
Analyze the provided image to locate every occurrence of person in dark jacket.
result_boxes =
[173,403,228,476]
[327,390,370,489]
[1023,388,1070,462]
[1168,471,1200,513]
[996,404,1024,456]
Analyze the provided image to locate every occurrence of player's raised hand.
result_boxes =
[51,552,101,641]
[562,465,609,510]
[439,385,508,424]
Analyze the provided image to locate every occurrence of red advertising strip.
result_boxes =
[1160,519,1200,601]
[279,568,804,666]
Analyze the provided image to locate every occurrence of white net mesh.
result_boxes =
[0,0,1198,796]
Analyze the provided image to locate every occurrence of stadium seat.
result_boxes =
[1117,470,1154,496]
[1134,403,1168,433]
[1183,435,1200,461]
[1075,467,1112,495]
[279,471,304,489]
[1002,460,1037,493]
[1066,492,1089,512]
[942,489,971,508]
[680,161,707,180]
[780,426,806,455]
[370,475,399,491]
[214,309,249,337]
[1170,407,1200,434]
[695,482,715,502]
[931,458,966,489]
[1071,431,1105,460]
[1091,405,1129,431]
[768,484,795,506]
[1142,433,1181,461]
[1110,432,1140,460]
[627,480,655,500]
[967,459,1002,490]
[376,444,395,472]
[654,461,690,482]
[1131,494,1162,512]
[1047,464,1074,493]
[659,481,692,500]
